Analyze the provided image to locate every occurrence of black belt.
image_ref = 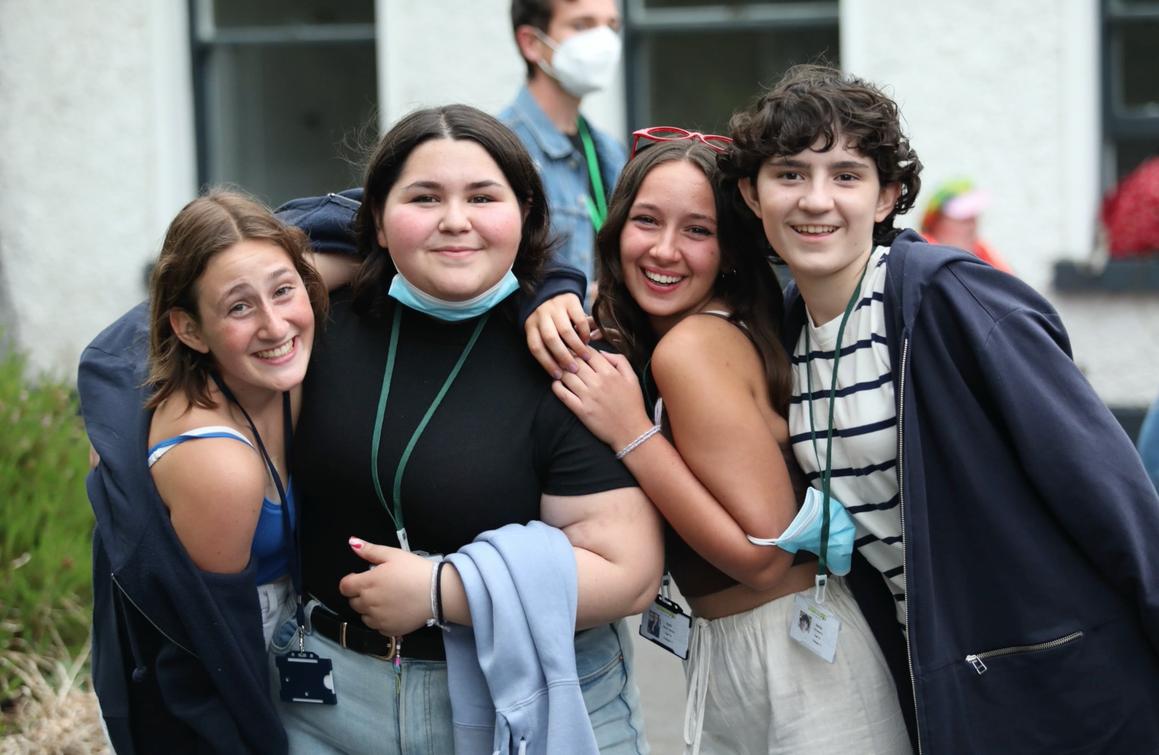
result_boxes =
[307,604,446,661]
[309,605,398,660]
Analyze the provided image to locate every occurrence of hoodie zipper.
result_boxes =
[896,335,922,754]
[964,631,1083,675]
[112,573,197,657]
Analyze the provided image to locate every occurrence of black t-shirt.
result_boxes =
[293,290,635,655]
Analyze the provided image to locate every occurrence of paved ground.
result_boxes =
[629,613,687,754]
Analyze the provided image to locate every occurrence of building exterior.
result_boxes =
[1,0,1156,419]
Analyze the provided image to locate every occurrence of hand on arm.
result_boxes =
[525,293,595,379]
[554,321,799,590]
[552,350,654,451]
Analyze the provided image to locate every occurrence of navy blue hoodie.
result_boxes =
[80,302,287,754]
[785,232,1159,753]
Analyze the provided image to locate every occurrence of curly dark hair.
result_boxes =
[594,140,792,413]
[720,63,923,248]
[350,104,554,316]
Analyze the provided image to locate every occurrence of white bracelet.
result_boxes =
[615,425,662,460]
[426,561,439,629]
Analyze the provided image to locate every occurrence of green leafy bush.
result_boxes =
[0,348,93,700]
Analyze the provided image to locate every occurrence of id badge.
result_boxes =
[788,593,841,663]
[639,596,691,659]
[276,651,337,705]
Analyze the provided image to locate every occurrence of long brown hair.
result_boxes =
[146,189,327,410]
[594,140,792,412]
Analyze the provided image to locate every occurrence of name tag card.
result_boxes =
[639,595,691,659]
[788,593,841,663]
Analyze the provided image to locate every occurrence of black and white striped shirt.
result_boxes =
[789,247,907,629]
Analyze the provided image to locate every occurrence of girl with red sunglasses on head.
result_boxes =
[528,134,909,754]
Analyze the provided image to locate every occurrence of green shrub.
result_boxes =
[0,348,93,700]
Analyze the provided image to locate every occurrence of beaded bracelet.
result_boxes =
[615,424,662,460]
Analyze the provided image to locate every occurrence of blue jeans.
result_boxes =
[269,610,649,754]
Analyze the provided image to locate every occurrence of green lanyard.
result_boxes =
[802,259,870,600]
[370,307,490,552]
[577,117,608,231]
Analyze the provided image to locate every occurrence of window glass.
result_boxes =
[1104,1,1159,183]
[626,1,837,134]
[1119,21,1159,112]
[644,0,809,6]
[193,0,376,206]
[645,28,838,133]
[212,0,372,27]
[203,43,375,206]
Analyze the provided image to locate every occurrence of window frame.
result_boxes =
[186,0,376,192]
[621,0,839,132]
[1100,0,1159,187]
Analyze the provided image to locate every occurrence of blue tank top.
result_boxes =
[147,426,295,584]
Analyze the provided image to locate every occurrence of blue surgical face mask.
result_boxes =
[745,487,857,576]
[387,270,520,322]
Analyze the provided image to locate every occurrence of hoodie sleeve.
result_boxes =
[943,262,1159,653]
[517,265,586,325]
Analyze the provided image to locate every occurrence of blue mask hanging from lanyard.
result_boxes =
[387,270,520,322]
[745,256,871,596]
[746,487,856,576]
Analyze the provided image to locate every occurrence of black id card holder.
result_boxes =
[276,649,337,705]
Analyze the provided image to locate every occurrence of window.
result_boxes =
[189,0,377,206]
[623,0,839,133]
[1102,0,1159,185]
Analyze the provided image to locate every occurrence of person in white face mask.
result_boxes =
[500,0,626,310]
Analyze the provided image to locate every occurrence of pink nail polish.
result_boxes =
[349,537,363,550]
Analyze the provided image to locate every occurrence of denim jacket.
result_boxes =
[500,86,626,295]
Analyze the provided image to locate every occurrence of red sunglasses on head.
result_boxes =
[630,126,734,159]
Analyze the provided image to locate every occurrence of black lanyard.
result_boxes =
[212,373,304,628]
[802,258,870,593]
[369,307,490,552]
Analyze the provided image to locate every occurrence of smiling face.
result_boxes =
[173,239,314,399]
[619,159,722,335]
[376,138,524,302]
[739,136,899,317]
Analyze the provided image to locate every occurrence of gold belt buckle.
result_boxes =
[369,634,398,662]
[337,620,399,662]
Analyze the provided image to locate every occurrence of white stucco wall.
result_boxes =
[2,0,1153,407]
[841,0,1100,289]
[376,0,626,139]
[843,0,1158,408]
[0,0,195,379]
